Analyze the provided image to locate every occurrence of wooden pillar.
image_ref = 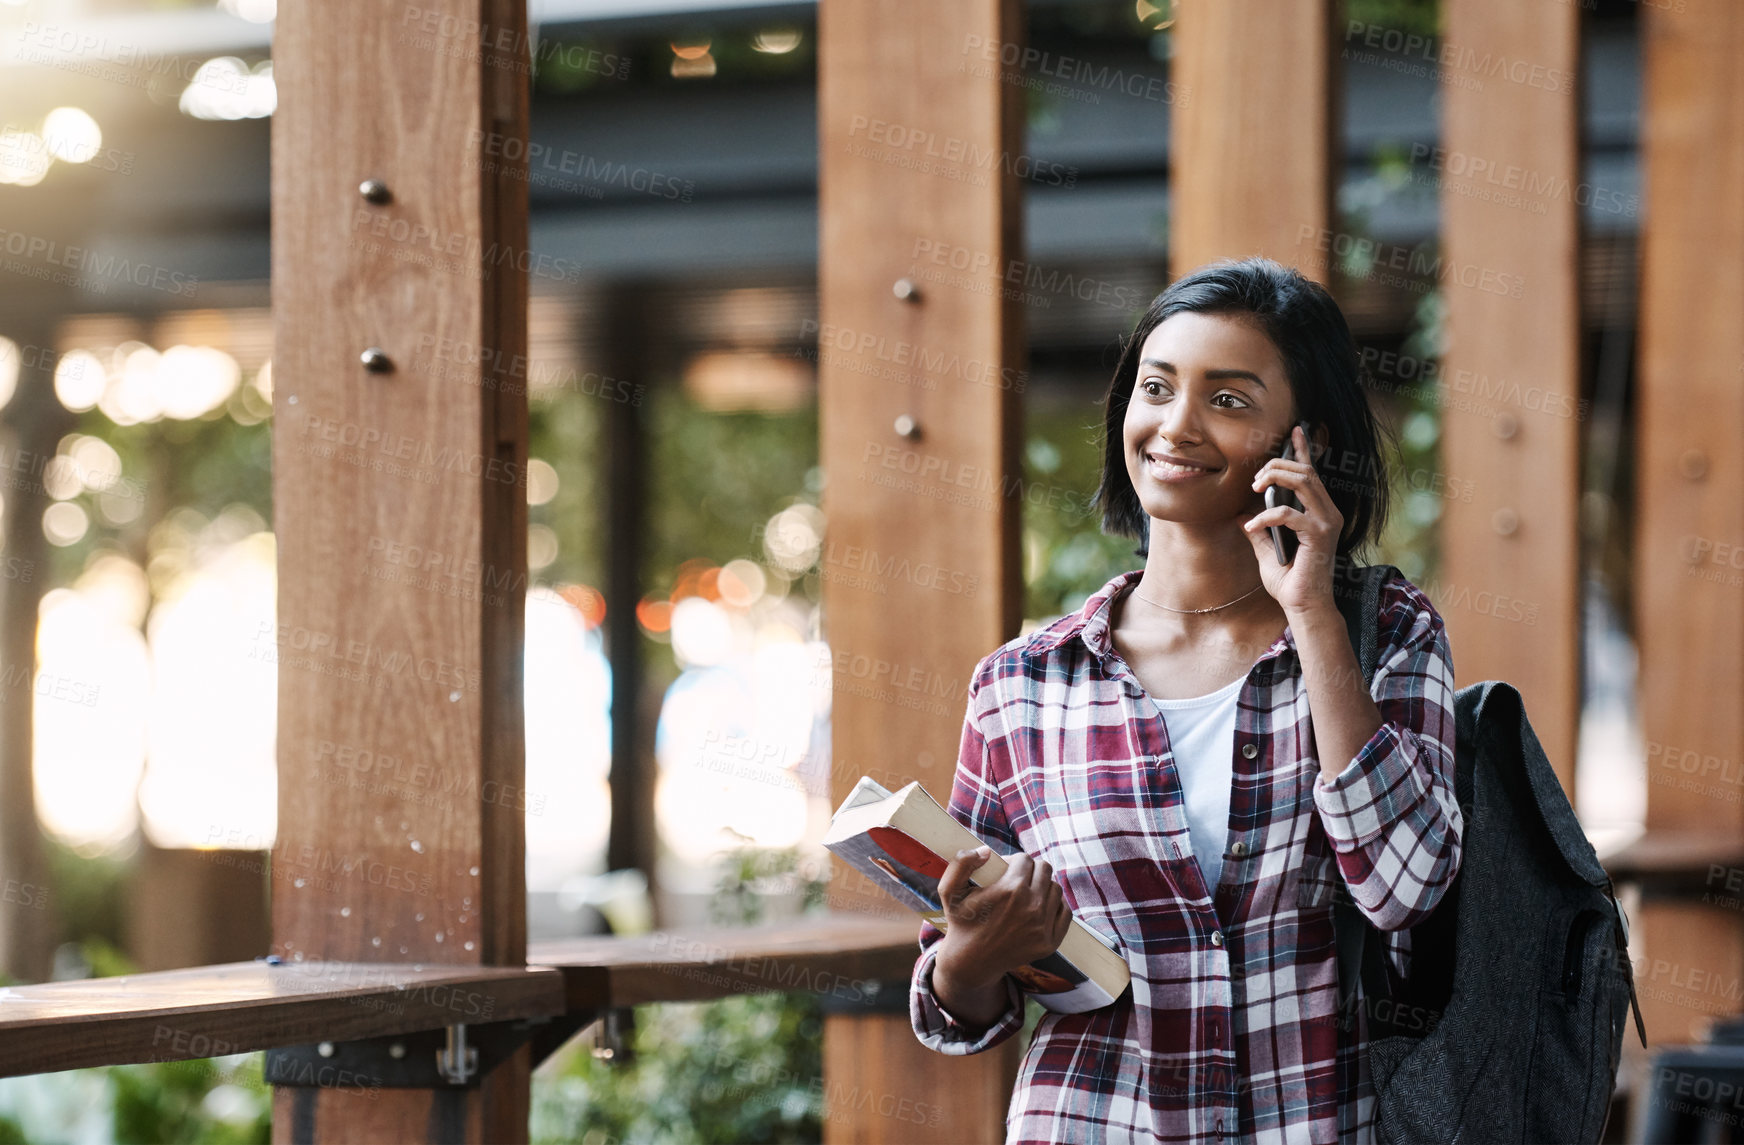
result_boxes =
[1633,0,1744,1049]
[600,287,656,892]
[817,0,1025,1140]
[1173,0,1338,280]
[269,1,531,1141]
[1438,0,1583,788]
[0,310,70,986]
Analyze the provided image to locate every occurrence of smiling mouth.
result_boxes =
[1143,450,1220,479]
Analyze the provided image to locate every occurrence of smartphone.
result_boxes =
[1265,421,1313,565]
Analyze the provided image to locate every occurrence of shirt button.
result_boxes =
[1210,929,1224,947]
[1231,841,1248,857]
[1241,743,1258,759]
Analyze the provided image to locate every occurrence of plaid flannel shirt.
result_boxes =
[908,567,1463,1144]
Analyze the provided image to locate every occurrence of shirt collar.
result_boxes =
[1024,568,1297,667]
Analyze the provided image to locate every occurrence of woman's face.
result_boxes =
[1122,310,1298,531]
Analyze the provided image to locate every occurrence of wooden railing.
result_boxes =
[0,913,918,1083]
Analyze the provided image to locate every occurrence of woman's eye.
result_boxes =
[1139,381,1244,407]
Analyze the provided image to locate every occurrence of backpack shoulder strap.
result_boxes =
[1331,560,1395,685]
[1328,562,1401,1026]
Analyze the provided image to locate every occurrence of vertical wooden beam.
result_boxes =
[817,0,1025,1140]
[1438,0,1583,788]
[1634,0,1744,1048]
[600,288,656,890]
[270,1,530,1141]
[0,311,69,986]
[1172,0,1338,280]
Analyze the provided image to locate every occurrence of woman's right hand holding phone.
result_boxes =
[931,846,1071,1027]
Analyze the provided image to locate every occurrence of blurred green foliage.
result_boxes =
[47,385,271,589]
[531,844,831,1144]
[528,388,606,590]
[1021,397,1137,620]
[108,1058,269,1145]
[43,837,131,962]
[646,393,819,594]
[0,933,270,1144]
[1346,0,1441,37]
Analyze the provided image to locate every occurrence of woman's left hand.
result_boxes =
[1242,423,1344,615]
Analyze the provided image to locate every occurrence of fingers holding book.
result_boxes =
[936,846,1073,988]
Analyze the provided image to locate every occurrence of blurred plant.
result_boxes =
[0,1048,269,1145]
[710,838,829,927]
[1022,403,1136,620]
[0,862,272,1145]
[1369,288,1447,586]
[1346,0,1440,37]
[108,1057,269,1145]
[532,844,830,1144]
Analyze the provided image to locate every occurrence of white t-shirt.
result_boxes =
[1148,672,1245,895]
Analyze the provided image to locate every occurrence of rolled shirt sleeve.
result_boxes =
[1312,577,1464,933]
[910,664,1028,1055]
[911,921,1027,1054]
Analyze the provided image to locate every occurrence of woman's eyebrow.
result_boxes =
[1139,358,1268,390]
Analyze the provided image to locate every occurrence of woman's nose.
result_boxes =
[1154,395,1203,442]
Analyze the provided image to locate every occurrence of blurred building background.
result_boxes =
[0,0,1658,1136]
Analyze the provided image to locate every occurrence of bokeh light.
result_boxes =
[42,502,89,547]
[525,587,613,889]
[53,350,105,412]
[526,458,560,505]
[181,58,277,120]
[529,524,559,570]
[139,527,277,849]
[751,28,803,54]
[0,336,18,412]
[33,581,151,852]
[41,108,101,165]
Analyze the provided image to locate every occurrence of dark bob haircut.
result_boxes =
[1093,257,1395,562]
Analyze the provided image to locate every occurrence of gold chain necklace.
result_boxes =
[1127,579,1265,614]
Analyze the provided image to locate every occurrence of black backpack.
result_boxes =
[1327,562,1648,1144]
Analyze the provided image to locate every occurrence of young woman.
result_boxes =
[907,258,1464,1144]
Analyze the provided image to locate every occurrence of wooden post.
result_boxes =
[1438,0,1583,788]
[1633,0,1744,1052]
[1173,0,1338,280]
[600,287,656,890]
[269,1,530,1140]
[817,0,1026,1139]
[0,310,70,986]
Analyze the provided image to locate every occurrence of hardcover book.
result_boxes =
[823,776,1130,1014]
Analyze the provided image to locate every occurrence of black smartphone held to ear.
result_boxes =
[1265,421,1314,565]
